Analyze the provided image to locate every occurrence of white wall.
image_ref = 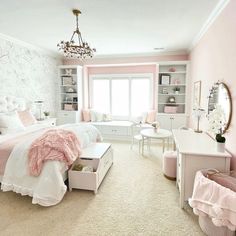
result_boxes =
[0,37,61,116]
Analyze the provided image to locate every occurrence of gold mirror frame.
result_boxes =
[208,82,232,133]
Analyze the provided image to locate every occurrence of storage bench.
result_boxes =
[68,143,113,193]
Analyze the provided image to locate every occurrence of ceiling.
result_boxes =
[0,0,221,57]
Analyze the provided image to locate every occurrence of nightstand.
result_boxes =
[37,118,57,126]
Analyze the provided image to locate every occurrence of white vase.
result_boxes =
[217,142,225,152]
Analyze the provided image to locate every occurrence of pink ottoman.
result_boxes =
[162,151,177,180]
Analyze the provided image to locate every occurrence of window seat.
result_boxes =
[85,120,133,141]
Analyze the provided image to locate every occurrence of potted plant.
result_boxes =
[173,87,180,94]
[208,104,226,152]
[43,111,50,119]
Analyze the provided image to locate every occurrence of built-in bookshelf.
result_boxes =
[58,66,82,111]
[157,63,188,114]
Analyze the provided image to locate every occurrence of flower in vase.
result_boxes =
[208,104,226,143]
[152,121,160,131]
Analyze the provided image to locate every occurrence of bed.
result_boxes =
[0,96,102,206]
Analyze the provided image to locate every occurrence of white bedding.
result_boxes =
[0,123,51,144]
[0,123,102,206]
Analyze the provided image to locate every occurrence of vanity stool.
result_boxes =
[163,151,177,180]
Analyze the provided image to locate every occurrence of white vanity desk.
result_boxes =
[172,129,231,208]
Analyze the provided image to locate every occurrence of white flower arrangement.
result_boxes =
[208,104,226,143]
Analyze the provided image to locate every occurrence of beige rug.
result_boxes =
[0,141,204,236]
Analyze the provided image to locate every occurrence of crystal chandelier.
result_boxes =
[57,9,96,59]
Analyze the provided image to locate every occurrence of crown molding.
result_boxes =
[189,0,230,51]
[92,50,188,59]
[0,32,62,59]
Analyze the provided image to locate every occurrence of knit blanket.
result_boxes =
[28,129,81,176]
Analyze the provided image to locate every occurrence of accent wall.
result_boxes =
[0,37,61,116]
[189,0,236,169]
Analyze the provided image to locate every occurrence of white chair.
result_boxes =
[130,123,152,153]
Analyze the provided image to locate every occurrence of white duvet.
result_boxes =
[1,123,102,206]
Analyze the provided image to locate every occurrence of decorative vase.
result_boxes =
[217,142,225,152]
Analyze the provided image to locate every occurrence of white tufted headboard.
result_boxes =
[0,96,32,113]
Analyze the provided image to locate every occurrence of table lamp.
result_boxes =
[34,100,44,121]
[193,108,205,133]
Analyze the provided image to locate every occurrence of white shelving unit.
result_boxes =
[157,62,189,130]
[57,65,83,125]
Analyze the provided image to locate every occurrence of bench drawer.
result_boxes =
[68,143,113,193]
[102,126,128,136]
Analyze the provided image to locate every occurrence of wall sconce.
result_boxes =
[193,108,205,133]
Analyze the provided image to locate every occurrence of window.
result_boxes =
[90,74,153,119]
[112,79,129,116]
[131,78,150,117]
[92,79,110,113]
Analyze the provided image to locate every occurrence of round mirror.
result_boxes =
[208,82,232,133]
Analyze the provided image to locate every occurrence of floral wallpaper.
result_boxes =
[0,37,61,116]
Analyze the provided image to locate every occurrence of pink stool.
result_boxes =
[163,151,177,180]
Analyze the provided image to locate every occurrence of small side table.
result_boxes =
[37,118,57,126]
[140,128,172,154]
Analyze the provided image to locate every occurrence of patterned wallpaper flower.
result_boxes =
[0,37,61,116]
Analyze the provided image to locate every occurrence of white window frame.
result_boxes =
[89,73,153,120]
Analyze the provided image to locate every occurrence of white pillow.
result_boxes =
[90,110,111,122]
[90,110,97,122]
[0,111,25,134]
[96,111,104,122]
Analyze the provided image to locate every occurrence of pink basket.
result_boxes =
[164,106,177,113]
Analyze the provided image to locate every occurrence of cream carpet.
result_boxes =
[0,141,204,236]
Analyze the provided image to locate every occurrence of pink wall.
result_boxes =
[190,0,236,169]
[64,54,188,111]
[63,54,188,65]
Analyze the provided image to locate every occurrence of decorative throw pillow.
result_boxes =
[96,111,104,122]
[82,109,91,122]
[17,109,37,127]
[146,110,157,124]
[103,113,112,122]
[90,110,112,122]
[90,110,97,122]
[0,111,25,134]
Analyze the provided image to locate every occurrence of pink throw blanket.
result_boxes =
[189,170,236,231]
[28,129,81,176]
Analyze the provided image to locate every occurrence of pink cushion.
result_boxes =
[146,110,156,124]
[17,109,37,127]
[82,109,91,122]
[208,172,236,192]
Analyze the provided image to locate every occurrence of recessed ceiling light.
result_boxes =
[154,47,165,50]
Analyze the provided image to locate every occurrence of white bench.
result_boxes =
[68,143,113,193]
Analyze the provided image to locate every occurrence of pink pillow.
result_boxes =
[82,109,91,122]
[146,110,156,124]
[17,109,37,127]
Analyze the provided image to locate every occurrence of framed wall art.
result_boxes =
[193,80,201,108]
[160,74,170,85]
[62,76,73,86]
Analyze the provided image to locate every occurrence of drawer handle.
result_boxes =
[63,114,68,116]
